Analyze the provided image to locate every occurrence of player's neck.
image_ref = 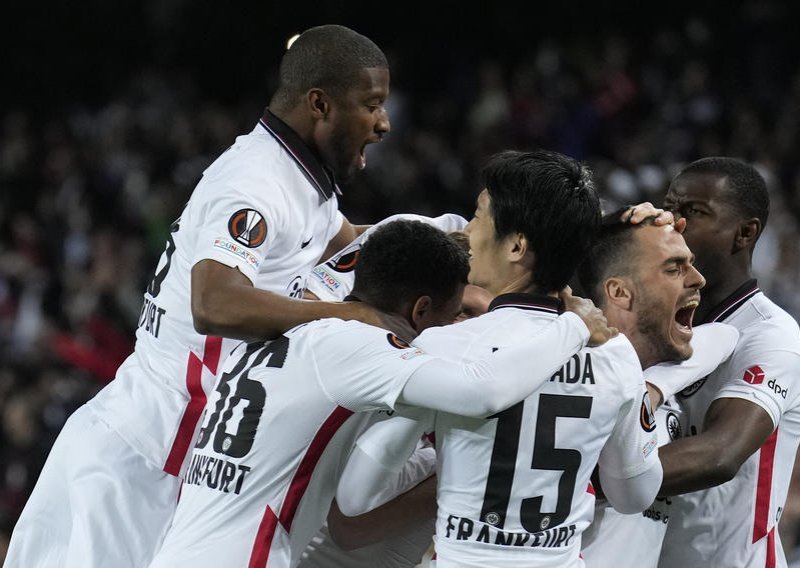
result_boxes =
[695,267,754,323]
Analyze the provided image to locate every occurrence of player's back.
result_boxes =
[151,316,436,568]
[415,294,654,567]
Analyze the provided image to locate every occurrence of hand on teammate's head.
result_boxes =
[622,202,674,226]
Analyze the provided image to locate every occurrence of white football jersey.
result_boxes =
[88,111,343,476]
[306,213,467,302]
[581,400,683,568]
[150,319,436,568]
[659,281,800,568]
[298,437,436,568]
[398,294,659,567]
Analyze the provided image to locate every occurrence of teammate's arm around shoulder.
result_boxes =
[191,260,408,341]
[400,310,595,416]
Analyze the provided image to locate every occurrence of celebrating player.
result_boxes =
[651,157,800,567]
[336,149,662,567]
[576,215,739,567]
[7,24,405,568]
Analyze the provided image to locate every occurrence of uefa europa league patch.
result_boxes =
[228,209,267,248]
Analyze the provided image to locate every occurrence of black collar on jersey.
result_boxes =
[488,293,563,315]
[259,109,341,200]
[699,278,760,324]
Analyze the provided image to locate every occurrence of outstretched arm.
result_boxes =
[399,312,591,416]
[658,397,773,495]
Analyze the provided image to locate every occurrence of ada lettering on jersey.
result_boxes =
[549,353,596,385]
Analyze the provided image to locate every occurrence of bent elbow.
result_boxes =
[610,493,656,515]
[710,456,740,485]
[191,303,215,335]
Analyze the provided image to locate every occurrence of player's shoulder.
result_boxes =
[583,334,642,378]
[737,295,800,353]
[414,310,505,354]
[290,318,414,350]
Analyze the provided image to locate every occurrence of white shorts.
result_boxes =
[5,404,181,568]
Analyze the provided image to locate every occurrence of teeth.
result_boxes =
[681,300,699,309]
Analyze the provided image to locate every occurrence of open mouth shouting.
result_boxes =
[673,297,700,341]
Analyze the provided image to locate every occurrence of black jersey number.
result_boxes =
[480,393,593,532]
[147,218,181,298]
[195,337,289,458]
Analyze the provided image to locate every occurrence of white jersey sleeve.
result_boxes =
[643,323,739,403]
[597,353,661,480]
[308,321,434,412]
[306,213,468,301]
[191,183,343,285]
[337,408,436,516]
[712,344,800,429]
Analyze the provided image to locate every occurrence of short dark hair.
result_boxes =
[577,216,658,306]
[272,24,388,107]
[679,157,770,229]
[352,220,469,313]
[482,150,601,293]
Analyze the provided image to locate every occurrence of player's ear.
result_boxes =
[604,277,633,311]
[410,295,433,329]
[507,232,534,269]
[733,217,761,253]
[307,89,329,118]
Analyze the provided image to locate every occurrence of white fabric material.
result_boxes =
[298,438,436,568]
[5,406,182,568]
[338,304,661,567]
[581,400,683,568]
[306,213,468,302]
[659,291,800,568]
[643,322,739,402]
[599,460,663,514]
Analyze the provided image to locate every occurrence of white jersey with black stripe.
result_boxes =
[659,281,800,568]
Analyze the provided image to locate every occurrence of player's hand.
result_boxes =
[621,202,674,226]
[342,301,418,342]
[559,286,618,346]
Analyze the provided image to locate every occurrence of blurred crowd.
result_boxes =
[2,5,800,562]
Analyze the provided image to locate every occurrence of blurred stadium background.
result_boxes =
[2,0,800,562]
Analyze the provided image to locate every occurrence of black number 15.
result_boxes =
[480,393,592,532]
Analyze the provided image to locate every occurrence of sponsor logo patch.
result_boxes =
[213,238,260,268]
[643,437,657,458]
[228,209,267,248]
[311,266,343,294]
[640,392,656,432]
[743,365,765,385]
[286,275,305,299]
[666,412,682,441]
